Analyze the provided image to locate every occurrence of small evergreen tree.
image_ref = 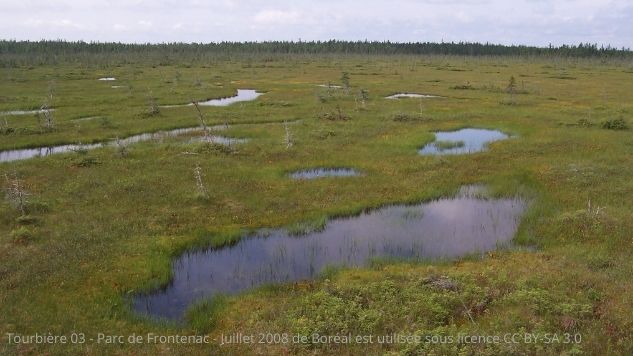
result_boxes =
[341,72,350,92]
[359,89,369,108]
[146,90,160,116]
[506,76,517,96]
[505,76,517,104]
[38,81,55,130]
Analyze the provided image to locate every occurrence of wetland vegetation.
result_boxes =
[1,40,632,355]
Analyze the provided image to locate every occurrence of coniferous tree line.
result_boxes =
[0,40,631,66]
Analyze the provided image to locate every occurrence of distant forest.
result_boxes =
[1,40,631,66]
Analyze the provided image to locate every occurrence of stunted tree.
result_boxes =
[115,137,129,157]
[4,173,29,215]
[193,164,209,200]
[146,90,160,116]
[359,89,369,108]
[336,105,349,121]
[283,121,293,149]
[38,81,55,130]
[1,117,10,134]
[191,100,209,137]
[341,72,350,93]
[506,76,517,104]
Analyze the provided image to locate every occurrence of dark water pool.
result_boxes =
[133,186,527,320]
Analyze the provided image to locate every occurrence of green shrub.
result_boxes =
[71,156,100,167]
[391,112,432,122]
[1,127,15,135]
[450,83,474,90]
[193,142,234,155]
[600,118,628,130]
[193,191,210,202]
[318,110,349,121]
[26,199,49,213]
[500,98,518,106]
[577,118,594,127]
[15,214,38,225]
[291,290,372,337]
[313,129,336,140]
[99,117,117,129]
[10,226,33,243]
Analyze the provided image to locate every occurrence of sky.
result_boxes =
[0,0,632,48]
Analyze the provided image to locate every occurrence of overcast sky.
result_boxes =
[0,0,631,48]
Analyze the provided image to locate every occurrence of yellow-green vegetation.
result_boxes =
[1,55,633,355]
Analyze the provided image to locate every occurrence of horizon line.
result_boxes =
[1,38,630,51]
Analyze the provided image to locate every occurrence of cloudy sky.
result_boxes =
[0,0,631,47]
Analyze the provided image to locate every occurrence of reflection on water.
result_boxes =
[386,93,439,99]
[133,185,527,320]
[290,168,360,179]
[0,109,55,116]
[0,126,243,163]
[160,89,262,108]
[317,84,343,89]
[419,128,510,155]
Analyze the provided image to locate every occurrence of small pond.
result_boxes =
[161,89,262,108]
[0,109,55,116]
[419,128,510,155]
[386,93,439,99]
[317,84,343,89]
[290,168,360,179]
[133,185,527,320]
[0,126,242,163]
[198,135,249,146]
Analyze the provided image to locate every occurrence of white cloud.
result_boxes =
[57,19,83,28]
[0,0,631,47]
[23,18,83,29]
[253,10,301,25]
